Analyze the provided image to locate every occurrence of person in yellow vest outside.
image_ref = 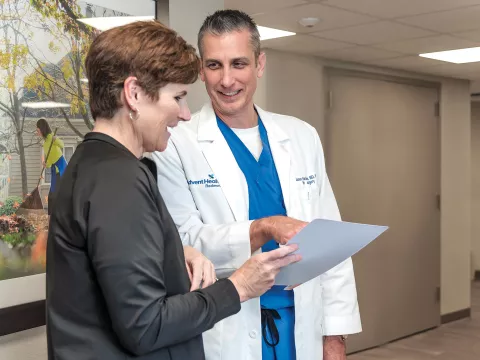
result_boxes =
[36,118,68,214]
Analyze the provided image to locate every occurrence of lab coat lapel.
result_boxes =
[257,106,292,212]
[197,103,249,222]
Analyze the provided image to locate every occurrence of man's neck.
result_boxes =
[214,103,258,129]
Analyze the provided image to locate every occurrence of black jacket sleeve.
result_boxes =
[86,165,240,356]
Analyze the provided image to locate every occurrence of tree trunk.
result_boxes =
[16,131,28,197]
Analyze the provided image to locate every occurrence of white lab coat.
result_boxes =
[152,102,362,360]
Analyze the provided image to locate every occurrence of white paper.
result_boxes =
[274,219,388,286]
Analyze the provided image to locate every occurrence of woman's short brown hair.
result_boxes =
[85,21,200,120]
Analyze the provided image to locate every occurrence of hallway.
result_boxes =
[350,281,480,359]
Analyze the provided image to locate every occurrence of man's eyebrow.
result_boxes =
[177,90,187,97]
[232,57,250,62]
[204,57,251,63]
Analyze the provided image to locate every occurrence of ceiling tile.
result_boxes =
[375,35,480,54]
[398,5,480,33]
[364,56,446,70]
[262,34,351,54]
[454,29,480,42]
[321,0,480,19]
[312,21,434,45]
[317,46,403,62]
[225,0,307,16]
[252,3,376,34]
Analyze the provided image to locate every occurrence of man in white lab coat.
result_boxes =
[152,9,361,360]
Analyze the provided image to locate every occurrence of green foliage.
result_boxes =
[0,196,23,216]
[2,232,36,247]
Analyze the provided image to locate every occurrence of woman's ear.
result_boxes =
[123,76,140,111]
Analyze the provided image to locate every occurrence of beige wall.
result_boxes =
[440,80,471,314]
[256,50,326,139]
[168,0,224,114]
[259,48,472,316]
[471,103,480,274]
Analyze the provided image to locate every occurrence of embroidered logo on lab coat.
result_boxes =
[187,174,220,188]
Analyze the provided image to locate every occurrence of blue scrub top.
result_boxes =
[217,114,296,359]
[217,116,296,360]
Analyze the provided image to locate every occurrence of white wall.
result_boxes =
[471,103,480,274]
[259,48,472,316]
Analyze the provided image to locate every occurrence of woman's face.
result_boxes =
[134,83,191,153]
[36,128,42,138]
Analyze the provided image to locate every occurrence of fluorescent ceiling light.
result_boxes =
[77,16,154,31]
[22,101,71,109]
[420,47,480,64]
[258,26,295,41]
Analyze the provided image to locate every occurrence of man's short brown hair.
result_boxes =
[86,21,200,120]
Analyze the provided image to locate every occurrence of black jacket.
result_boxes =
[46,132,240,359]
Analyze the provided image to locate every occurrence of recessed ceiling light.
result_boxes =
[258,26,296,41]
[22,101,71,109]
[77,16,155,31]
[419,47,480,64]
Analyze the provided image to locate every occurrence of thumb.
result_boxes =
[264,243,299,261]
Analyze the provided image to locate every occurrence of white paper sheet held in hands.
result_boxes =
[275,219,388,286]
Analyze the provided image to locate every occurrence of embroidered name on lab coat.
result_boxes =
[295,174,317,185]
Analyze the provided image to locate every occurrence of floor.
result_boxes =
[0,283,479,359]
[350,281,480,360]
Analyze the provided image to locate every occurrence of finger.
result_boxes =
[185,261,193,282]
[190,263,203,291]
[210,263,217,284]
[263,243,299,261]
[275,253,302,269]
[277,237,289,245]
[203,263,216,288]
[210,264,217,285]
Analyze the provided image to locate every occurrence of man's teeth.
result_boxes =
[222,90,240,96]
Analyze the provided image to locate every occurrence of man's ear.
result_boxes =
[257,52,266,79]
[200,63,206,82]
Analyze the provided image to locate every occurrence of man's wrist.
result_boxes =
[324,335,348,343]
[249,218,273,252]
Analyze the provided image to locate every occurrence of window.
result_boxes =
[43,145,75,184]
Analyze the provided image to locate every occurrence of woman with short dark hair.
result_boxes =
[46,20,300,360]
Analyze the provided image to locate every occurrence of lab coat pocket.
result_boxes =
[293,184,321,221]
[295,184,320,201]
